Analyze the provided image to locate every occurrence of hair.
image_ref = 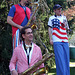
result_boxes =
[19,0,21,2]
[20,26,31,41]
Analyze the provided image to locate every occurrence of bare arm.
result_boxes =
[48,27,53,45]
[7,16,23,30]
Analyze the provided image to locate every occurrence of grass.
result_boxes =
[48,59,75,75]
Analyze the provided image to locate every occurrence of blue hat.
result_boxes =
[53,4,62,10]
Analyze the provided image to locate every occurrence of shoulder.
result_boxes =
[50,15,55,19]
[10,5,15,10]
[62,15,67,19]
[33,43,42,54]
[33,43,41,50]
[26,7,30,12]
[14,4,19,7]
[49,15,55,20]
[14,44,22,51]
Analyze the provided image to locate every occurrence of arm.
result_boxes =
[9,49,18,75]
[39,48,46,75]
[11,70,18,75]
[7,5,23,30]
[48,27,53,45]
[48,17,53,45]
[7,16,23,30]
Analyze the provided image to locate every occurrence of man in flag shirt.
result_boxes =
[7,0,31,49]
[48,4,70,75]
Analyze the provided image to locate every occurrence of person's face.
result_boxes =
[22,0,31,4]
[54,8,62,16]
[23,28,33,42]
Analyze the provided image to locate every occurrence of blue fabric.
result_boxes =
[8,5,16,17]
[53,42,70,75]
[8,4,28,26]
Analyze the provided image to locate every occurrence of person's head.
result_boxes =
[19,0,21,2]
[20,26,33,43]
[53,4,62,16]
[20,0,31,6]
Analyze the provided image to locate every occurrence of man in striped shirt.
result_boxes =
[9,26,44,75]
[48,4,70,75]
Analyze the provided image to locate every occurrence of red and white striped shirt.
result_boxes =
[48,15,69,42]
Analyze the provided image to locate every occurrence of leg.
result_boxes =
[63,42,70,75]
[13,29,20,50]
[53,42,66,75]
[12,29,20,70]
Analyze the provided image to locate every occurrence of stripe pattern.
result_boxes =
[51,18,68,42]
[13,29,20,49]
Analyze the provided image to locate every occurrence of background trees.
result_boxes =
[0,0,75,74]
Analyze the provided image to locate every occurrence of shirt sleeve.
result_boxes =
[48,17,52,28]
[9,48,17,71]
[38,48,44,68]
[8,5,16,17]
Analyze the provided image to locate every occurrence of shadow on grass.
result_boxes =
[48,68,56,75]
[70,59,75,62]
[48,59,75,75]
[48,67,75,75]
[70,67,75,75]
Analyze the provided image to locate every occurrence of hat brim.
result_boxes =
[53,6,62,10]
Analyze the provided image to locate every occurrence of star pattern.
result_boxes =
[51,18,60,29]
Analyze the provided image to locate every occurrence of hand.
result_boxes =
[32,16,36,21]
[18,26,23,30]
[50,40,53,45]
[11,70,18,75]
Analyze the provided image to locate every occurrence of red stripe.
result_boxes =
[60,26,66,30]
[52,33,68,40]
[53,28,67,35]
[14,34,16,49]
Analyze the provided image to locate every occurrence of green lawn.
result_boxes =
[48,59,75,75]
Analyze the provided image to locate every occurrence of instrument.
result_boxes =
[26,0,50,29]
[32,65,48,75]
[21,0,54,75]
[22,53,54,75]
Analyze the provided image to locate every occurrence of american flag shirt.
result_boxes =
[48,15,69,42]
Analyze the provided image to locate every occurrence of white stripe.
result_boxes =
[16,29,19,47]
[60,28,66,33]
[22,43,34,63]
[52,35,68,42]
[29,43,33,63]
[52,30,67,37]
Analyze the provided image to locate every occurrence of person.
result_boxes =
[48,4,70,75]
[7,0,31,49]
[9,26,44,75]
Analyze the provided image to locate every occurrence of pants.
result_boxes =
[53,42,70,75]
[13,29,21,70]
[13,29,20,50]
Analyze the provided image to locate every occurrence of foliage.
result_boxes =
[0,0,12,75]
[0,0,75,74]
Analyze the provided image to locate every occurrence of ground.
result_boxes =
[48,59,75,75]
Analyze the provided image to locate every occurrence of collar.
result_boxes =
[54,14,61,17]
[25,44,32,49]
[19,4,26,7]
